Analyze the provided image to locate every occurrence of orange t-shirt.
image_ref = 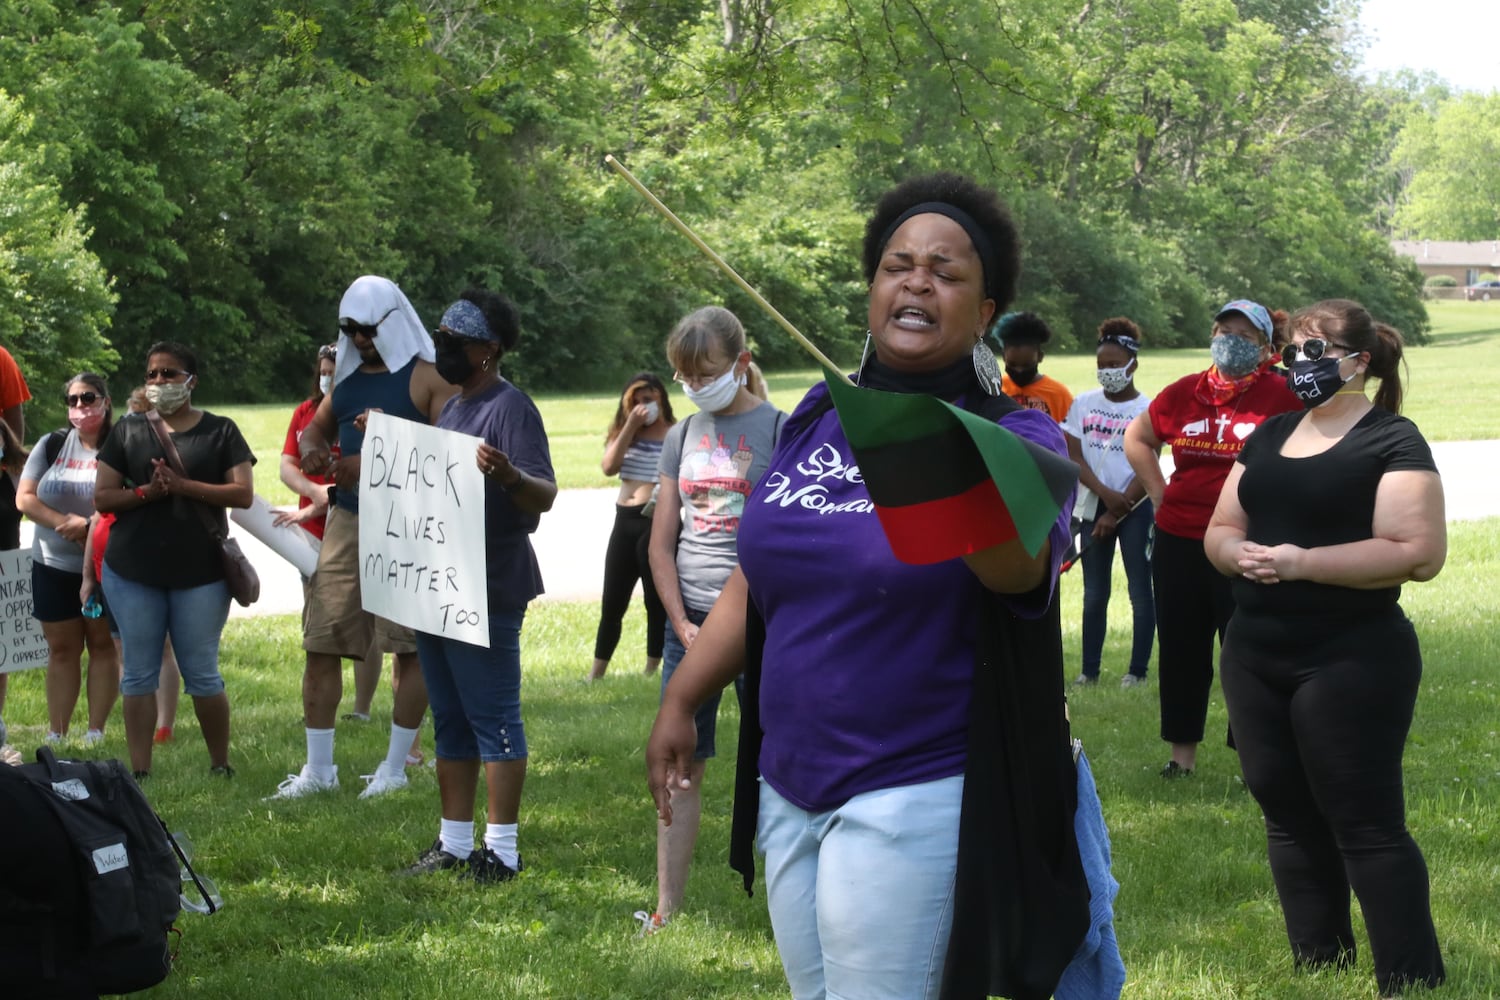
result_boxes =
[1002,373,1072,424]
[0,345,31,411]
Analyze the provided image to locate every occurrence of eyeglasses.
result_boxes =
[672,365,734,390]
[65,392,102,407]
[1281,338,1360,367]
[339,305,399,339]
[145,368,191,382]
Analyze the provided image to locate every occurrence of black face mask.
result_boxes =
[1005,365,1040,387]
[435,343,476,385]
[1285,356,1352,408]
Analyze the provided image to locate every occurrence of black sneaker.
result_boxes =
[1160,760,1194,779]
[401,839,465,876]
[461,846,522,884]
[210,764,235,778]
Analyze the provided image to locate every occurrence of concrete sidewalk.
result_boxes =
[226,439,1499,620]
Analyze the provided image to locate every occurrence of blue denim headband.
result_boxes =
[438,299,496,342]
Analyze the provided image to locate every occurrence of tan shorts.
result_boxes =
[302,505,416,658]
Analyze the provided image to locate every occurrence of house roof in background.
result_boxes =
[1391,240,1500,267]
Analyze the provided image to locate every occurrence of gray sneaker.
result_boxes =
[1120,674,1146,689]
[401,839,465,876]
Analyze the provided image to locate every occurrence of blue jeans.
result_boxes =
[661,606,743,760]
[417,607,527,762]
[1079,501,1155,679]
[103,565,230,697]
[758,775,963,1000]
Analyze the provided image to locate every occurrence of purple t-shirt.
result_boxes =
[738,384,1072,812]
[436,379,554,609]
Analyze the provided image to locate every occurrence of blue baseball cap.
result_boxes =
[1215,299,1273,342]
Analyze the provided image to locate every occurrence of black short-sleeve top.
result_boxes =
[1232,407,1438,619]
[97,411,256,589]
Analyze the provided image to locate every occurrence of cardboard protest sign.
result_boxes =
[0,549,50,673]
[358,413,490,647]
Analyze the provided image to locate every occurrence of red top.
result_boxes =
[281,398,329,540]
[1147,367,1300,539]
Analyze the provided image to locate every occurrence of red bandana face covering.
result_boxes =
[1196,364,1263,406]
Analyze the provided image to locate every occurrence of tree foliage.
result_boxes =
[0,0,1434,418]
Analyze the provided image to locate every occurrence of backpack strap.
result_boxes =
[43,428,68,468]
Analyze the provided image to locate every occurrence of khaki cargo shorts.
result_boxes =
[302,505,416,658]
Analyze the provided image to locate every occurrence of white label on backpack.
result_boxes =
[92,842,130,875]
[50,778,91,801]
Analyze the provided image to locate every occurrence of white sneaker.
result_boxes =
[1120,674,1146,689]
[82,729,105,747]
[44,731,63,745]
[265,764,339,800]
[358,761,409,799]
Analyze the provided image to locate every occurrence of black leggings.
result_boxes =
[1221,610,1443,994]
[592,503,666,662]
[1152,527,1234,744]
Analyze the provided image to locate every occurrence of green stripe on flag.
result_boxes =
[823,368,1076,558]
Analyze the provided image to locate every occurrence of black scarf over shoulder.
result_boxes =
[728,369,1090,1000]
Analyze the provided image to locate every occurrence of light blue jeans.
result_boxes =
[757,775,963,1000]
[103,565,230,697]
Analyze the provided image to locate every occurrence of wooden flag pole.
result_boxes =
[604,154,852,384]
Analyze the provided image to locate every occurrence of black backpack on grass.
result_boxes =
[0,747,184,995]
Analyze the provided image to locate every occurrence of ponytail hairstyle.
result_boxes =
[1289,299,1407,413]
[744,361,769,400]
[1269,309,1291,353]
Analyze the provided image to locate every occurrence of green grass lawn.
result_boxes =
[219,300,1500,507]
[3,518,1496,999]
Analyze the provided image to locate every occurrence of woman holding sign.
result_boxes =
[94,342,255,780]
[401,289,556,885]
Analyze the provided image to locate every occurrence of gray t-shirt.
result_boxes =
[659,401,784,611]
[21,429,99,573]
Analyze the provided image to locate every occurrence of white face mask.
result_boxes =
[319,374,333,397]
[1096,365,1133,394]
[641,400,660,425]
[145,380,192,415]
[683,367,744,413]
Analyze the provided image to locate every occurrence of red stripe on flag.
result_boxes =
[874,478,1020,565]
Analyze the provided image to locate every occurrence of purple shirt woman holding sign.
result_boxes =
[400,289,557,885]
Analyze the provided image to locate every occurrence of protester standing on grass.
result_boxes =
[1123,300,1300,777]
[274,343,385,725]
[636,306,784,935]
[997,310,1073,423]
[1206,300,1446,996]
[17,373,118,745]
[648,174,1112,999]
[1062,319,1154,688]
[588,372,675,681]
[269,275,455,801]
[0,341,30,733]
[400,290,556,883]
[94,342,255,778]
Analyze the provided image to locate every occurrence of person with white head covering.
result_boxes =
[268,275,457,802]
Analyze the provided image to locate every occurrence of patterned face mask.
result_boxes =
[1096,365,1133,394]
[1209,333,1263,378]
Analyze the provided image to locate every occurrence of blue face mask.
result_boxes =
[1210,334,1263,378]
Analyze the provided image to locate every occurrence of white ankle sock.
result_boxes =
[306,728,335,777]
[384,723,419,772]
[485,823,518,868]
[439,819,473,858]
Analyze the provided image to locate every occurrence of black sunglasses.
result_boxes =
[339,305,400,339]
[145,368,191,381]
[1281,338,1359,367]
[65,392,102,407]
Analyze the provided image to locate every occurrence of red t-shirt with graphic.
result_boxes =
[281,398,329,540]
[1147,367,1299,539]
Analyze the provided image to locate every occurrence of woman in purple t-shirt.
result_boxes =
[398,290,558,885]
[646,175,1100,1000]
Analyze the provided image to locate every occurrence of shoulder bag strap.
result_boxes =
[144,409,226,542]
